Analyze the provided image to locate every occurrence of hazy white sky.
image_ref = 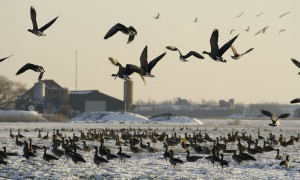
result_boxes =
[0,0,300,104]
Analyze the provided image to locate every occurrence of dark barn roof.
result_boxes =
[69,90,124,112]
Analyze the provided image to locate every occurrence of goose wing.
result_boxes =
[240,48,254,56]
[261,109,275,121]
[39,16,59,33]
[291,58,300,68]
[234,12,244,18]
[126,64,146,84]
[140,46,149,72]
[30,6,38,30]
[166,46,178,51]
[279,12,290,18]
[230,45,239,56]
[104,23,127,40]
[16,63,42,75]
[290,98,300,104]
[277,113,289,120]
[38,72,44,81]
[108,57,122,67]
[182,51,204,59]
[218,34,239,56]
[127,34,135,44]
[210,29,220,54]
[148,52,167,73]
[0,54,13,62]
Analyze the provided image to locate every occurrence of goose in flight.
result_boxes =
[104,23,137,44]
[254,12,264,17]
[203,29,239,62]
[193,17,198,23]
[291,58,300,74]
[108,57,145,84]
[166,46,204,62]
[16,63,45,81]
[153,13,160,19]
[230,45,254,60]
[245,26,250,32]
[0,54,13,62]
[279,12,290,18]
[28,6,59,36]
[255,26,269,36]
[230,29,236,35]
[260,109,289,127]
[290,98,300,104]
[234,12,244,18]
[279,29,286,34]
[139,46,166,77]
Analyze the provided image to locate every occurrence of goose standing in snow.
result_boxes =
[117,147,131,162]
[260,110,290,127]
[169,150,184,168]
[166,46,204,62]
[280,155,290,168]
[43,146,58,162]
[0,54,13,62]
[108,57,145,84]
[230,45,254,60]
[104,23,137,44]
[16,63,45,81]
[28,6,59,36]
[202,29,239,63]
[139,46,166,77]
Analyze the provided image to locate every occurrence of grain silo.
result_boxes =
[33,81,45,100]
[124,80,133,112]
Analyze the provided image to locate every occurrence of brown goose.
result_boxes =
[83,141,93,152]
[93,146,109,166]
[279,155,290,168]
[166,46,204,62]
[28,6,59,36]
[43,146,58,162]
[230,45,254,60]
[117,147,131,162]
[186,150,202,162]
[203,29,239,62]
[104,23,137,44]
[146,142,158,153]
[9,130,15,139]
[169,150,184,168]
[260,110,289,127]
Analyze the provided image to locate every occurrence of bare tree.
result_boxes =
[0,75,27,109]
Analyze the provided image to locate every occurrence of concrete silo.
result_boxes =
[33,81,45,100]
[124,80,133,112]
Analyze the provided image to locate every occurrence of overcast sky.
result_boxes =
[0,0,300,104]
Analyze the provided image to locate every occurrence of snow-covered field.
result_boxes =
[0,119,299,179]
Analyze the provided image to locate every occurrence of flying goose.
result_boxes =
[279,12,290,18]
[255,26,269,36]
[104,23,137,44]
[139,46,166,77]
[153,13,160,19]
[279,29,286,34]
[245,26,250,32]
[0,54,13,62]
[230,29,235,35]
[254,12,264,17]
[193,17,198,23]
[260,110,290,127]
[16,63,45,81]
[108,57,145,84]
[203,29,239,62]
[28,6,59,36]
[230,45,254,60]
[291,58,300,74]
[234,12,244,18]
[166,46,204,62]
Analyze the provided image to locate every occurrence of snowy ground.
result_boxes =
[0,119,299,179]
